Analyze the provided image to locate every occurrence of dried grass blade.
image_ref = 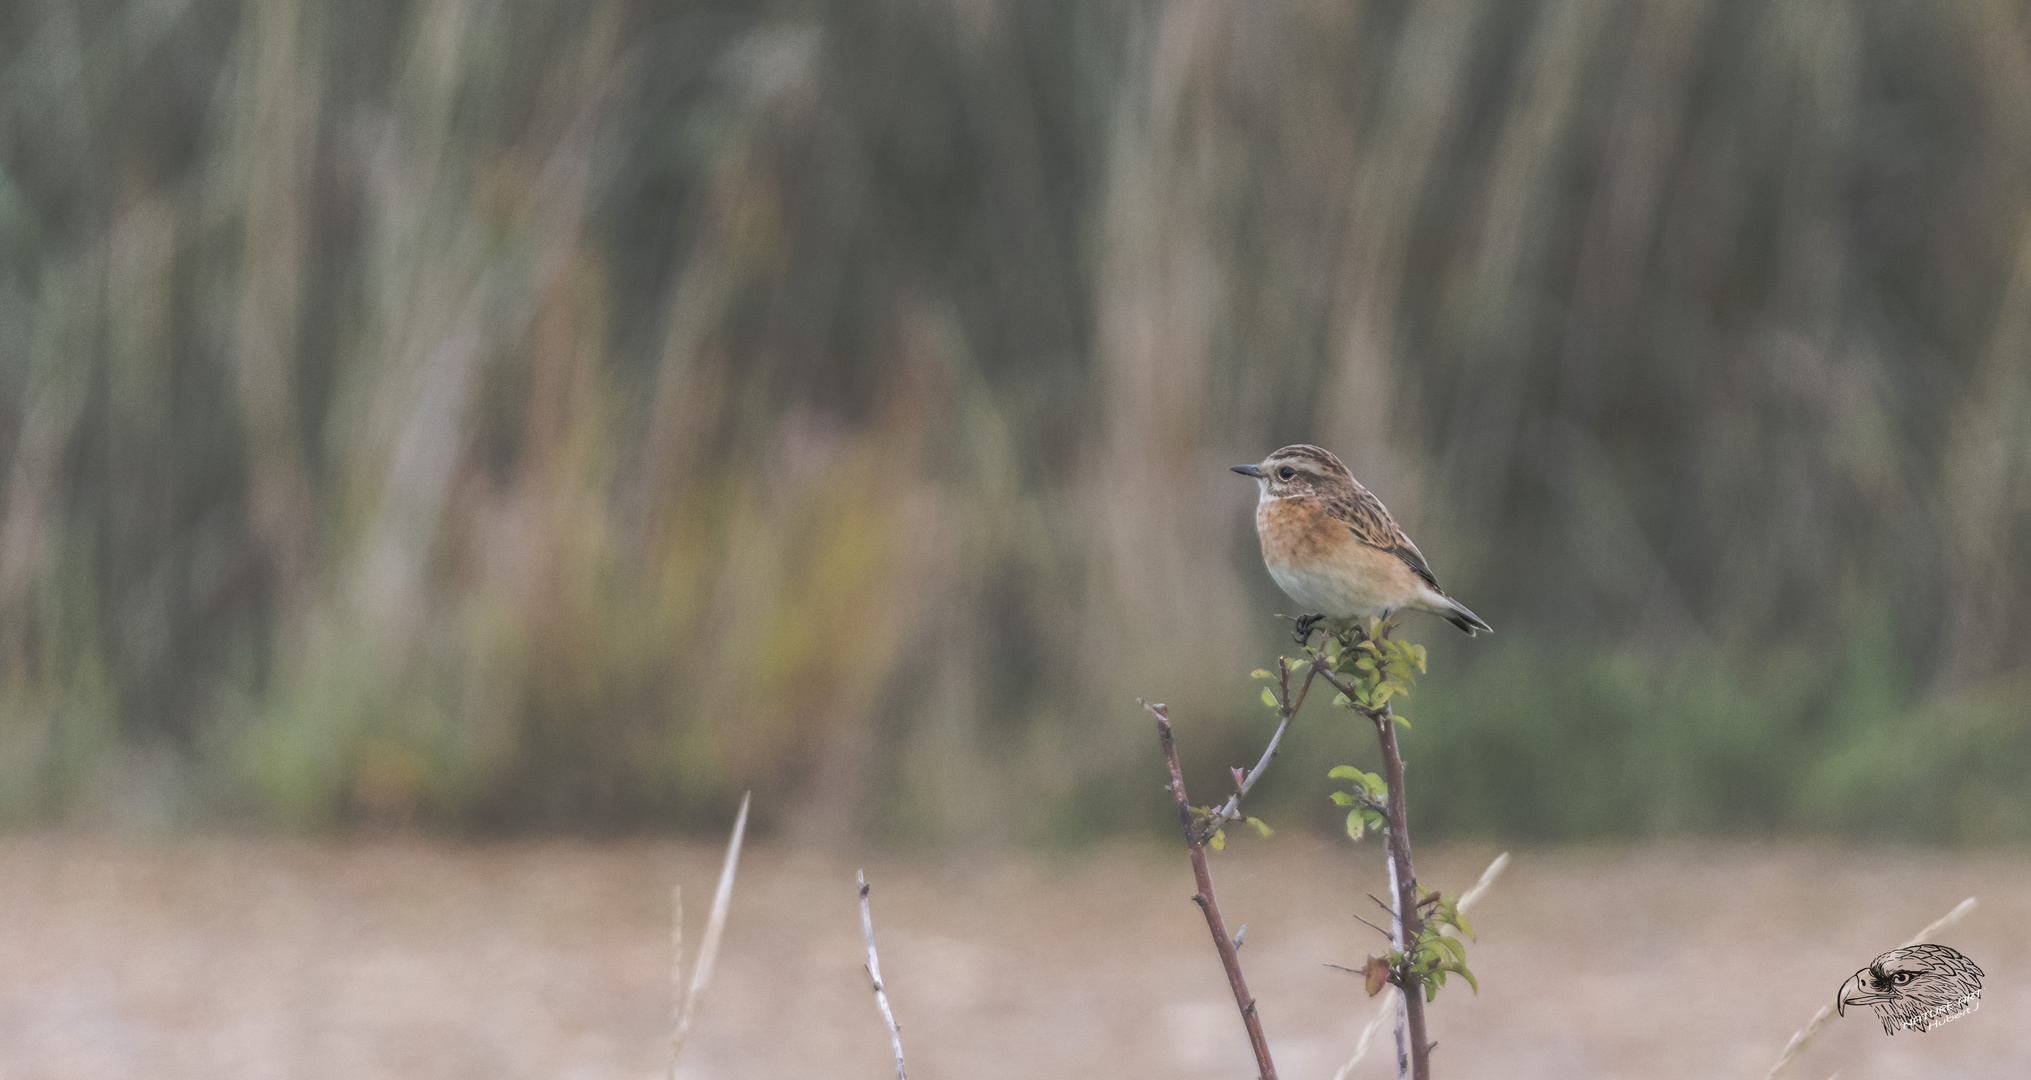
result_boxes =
[669,791,751,1074]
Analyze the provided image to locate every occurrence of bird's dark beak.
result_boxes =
[1231,464,1264,479]
[1838,972,1885,1015]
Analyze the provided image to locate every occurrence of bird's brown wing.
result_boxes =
[1323,484,1441,591]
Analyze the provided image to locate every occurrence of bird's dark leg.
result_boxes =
[1292,613,1325,645]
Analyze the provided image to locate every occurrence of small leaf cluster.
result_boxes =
[1308,617,1426,714]
[1391,892,1478,1002]
[1249,655,1312,715]
[1326,764,1387,841]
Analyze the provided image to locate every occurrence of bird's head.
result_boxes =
[1231,444,1354,499]
[1838,944,1984,1034]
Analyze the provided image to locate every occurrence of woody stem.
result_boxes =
[1144,701,1279,1080]
[1375,699,1430,1080]
[1311,650,1431,1079]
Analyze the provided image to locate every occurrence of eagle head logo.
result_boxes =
[1838,943,1983,1035]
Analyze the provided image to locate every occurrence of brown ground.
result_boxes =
[0,835,2022,1079]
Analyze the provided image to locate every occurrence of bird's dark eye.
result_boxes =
[1277,467,1296,481]
[1892,972,1916,985]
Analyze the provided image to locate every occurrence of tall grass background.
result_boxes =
[1,0,2028,842]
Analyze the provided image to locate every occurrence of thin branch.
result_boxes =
[1373,697,1429,1080]
[1352,912,1395,940]
[1200,659,1322,839]
[1386,825,1412,1079]
[1145,700,1280,1080]
[1309,654,1431,1077]
[670,791,751,1076]
[1767,896,1978,1079]
[1313,650,1434,1078]
[1310,665,1362,714]
[858,870,909,1080]
[1334,853,1509,1080]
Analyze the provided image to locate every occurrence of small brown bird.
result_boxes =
[1838,943,1984,1035]
[1232,444,1490,638]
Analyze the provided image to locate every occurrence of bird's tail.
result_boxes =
[1438,595,1492,636]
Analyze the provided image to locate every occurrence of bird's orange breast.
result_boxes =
[1256,497,1350,566]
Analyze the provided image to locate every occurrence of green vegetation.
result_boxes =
[1315,618,1477,1020]
[1,0,2028,838]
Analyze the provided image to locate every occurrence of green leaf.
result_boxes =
[1391,712,1412,728]
[1245,816,1273,837]
[1331,692,1352,709]
[1360,772,1386,797]
[1209,829,1226,851]
[1250,669,1274,680]
[1424,980,1439,1003]
[1260,687,1279,710]
[1328,790,1356,806]
[1435,936,1467,963]
[1345,809,1365,841]
[1327,765,1364,780]
[1455,965,1479,993]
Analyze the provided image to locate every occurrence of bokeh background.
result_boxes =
[4,0,2031,848]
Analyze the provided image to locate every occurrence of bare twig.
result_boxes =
[1145,700,1280,1080]
[670,791,751,1075]
[1199,658,1322,839]
[1385,828,1413,1078]
[1334,853,1509,1080]
[858,870,909,1080]
[1767,896,1978,1079]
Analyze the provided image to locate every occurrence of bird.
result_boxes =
[1231,444,1491,639]
[1838,943,1984,1035]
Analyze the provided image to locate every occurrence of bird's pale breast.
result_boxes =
[1256,498,1423,618]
